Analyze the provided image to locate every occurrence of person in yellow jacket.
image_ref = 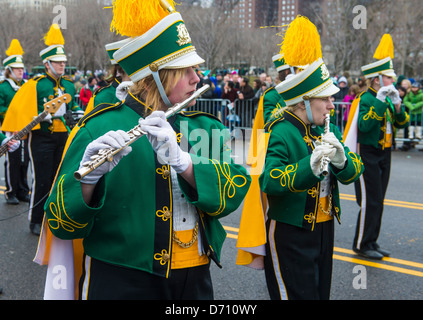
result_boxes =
[2,25,79,235]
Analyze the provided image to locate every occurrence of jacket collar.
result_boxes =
[284,110,321,143]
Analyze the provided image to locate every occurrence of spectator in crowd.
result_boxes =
[96,73,108,87]
[231,71,240,89]
[79,77,98,109]
[332,76,349,128]
[404,82,423,140]
[342,84,359,128]
[238,77,254,100]
[265,75,274,87]
[221,81,238,103]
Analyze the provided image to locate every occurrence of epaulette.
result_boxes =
[33,75,46,82]
[93,83,111,96]
[77,101,124,127]
[265,115,285,133]
[263,86,275,95]
[179,110,221,122]
[62,75,73,82]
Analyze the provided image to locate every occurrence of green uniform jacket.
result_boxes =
[0,78,24,123]
[91,78,121,110]
[35,73,80,132]
[0,132,6,144]
[262,87,286,125]
[44,94,251,278]
[357,87,409,149]
[259,111,364,231]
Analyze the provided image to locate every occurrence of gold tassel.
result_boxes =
[280,16,322,67]
[6,39,24,57]
[110,0,176,37]
[373,34,394,60]
[44,24,65,46]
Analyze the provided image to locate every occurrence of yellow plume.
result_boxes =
[44,24,65,46]
[280,16,322,67]
[373,34,394,60]
[6,39,24,57]
[110,0,176,37]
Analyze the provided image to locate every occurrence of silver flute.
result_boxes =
[74,84,210,181]
[320,114,331,176]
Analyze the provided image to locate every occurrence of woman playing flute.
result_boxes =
[42,1,250,300]
[258,16,363,300]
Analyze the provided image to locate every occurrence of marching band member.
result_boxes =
[259,16,364,300]
[2,25,79,235]
[41,0,250,300]
[0,39,30,205]
[236,51,294,269]
[83,38,133,115]
[344,34,409,259]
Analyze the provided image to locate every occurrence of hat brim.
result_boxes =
[47,55,67,62]
[312,83,340,98]
[163,51,205,70]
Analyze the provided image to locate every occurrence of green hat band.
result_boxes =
[362,59,392,77]
[3,55,24,68]
[115,20,194,79]
[279,62,331,102]
[40,45,66,62]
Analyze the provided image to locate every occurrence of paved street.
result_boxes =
[0,133,423,300]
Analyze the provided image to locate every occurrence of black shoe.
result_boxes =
[29,223,42,236]
[18,194,30,203]
[6,195,19,205]
[373,244,390,257]
[353,248,384,260]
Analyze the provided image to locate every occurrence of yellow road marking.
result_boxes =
[333,254,423,278]
[223,225,423,278]
[340,193,423,210]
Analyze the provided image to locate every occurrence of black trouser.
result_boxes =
[353,144,391,251]
[4,139,30,200]
[79,256,214,300]
[264,219,334,300]
[28,130,68,224]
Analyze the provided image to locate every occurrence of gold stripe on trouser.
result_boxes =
[81,255,92,300]
[268,220,288,300]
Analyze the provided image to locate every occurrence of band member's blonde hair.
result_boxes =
[130,67,187,116]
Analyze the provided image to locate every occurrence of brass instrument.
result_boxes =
[320,113,331,176]
[74,84,210,181]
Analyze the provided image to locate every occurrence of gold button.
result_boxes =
[163,170,171,178]
[149,63,159,72]
[164,210,172,219]
[162,253,170,262]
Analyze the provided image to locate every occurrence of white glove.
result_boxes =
[79,130,132,184]
[116,81,133,101]
[42,113,53,123]
[1,137,20,153]
[310,144,336,177]
[139,111,192,174]
[386,85,401,105]
[321,132,347,169]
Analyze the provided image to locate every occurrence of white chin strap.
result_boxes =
[150,69,173,108]
[47,60,64,77]
[7,67,21,82]
[304,99,314,124]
